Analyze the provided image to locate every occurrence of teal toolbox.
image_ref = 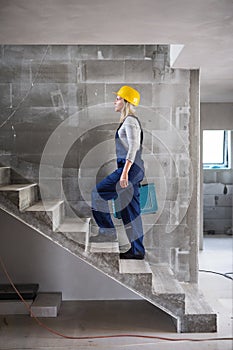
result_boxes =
[112,183,158,219]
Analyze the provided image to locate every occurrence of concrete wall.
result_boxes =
[0,45,200,286]
[201,103,233,130]
[201,103,233,236]
[203,181,233,235]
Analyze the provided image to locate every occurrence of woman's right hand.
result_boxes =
[120,159,132,188]
[120,172,128,188]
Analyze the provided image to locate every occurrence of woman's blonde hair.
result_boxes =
[120,100,136,123]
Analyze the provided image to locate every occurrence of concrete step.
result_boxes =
[181,283,214,314]
[0,183,38,211]
[25,200,65,231]
[57,217,91,250]
[89,242,120,253]
[150,264,185,295]
[57,217,90,233]
[65,200,92,218]
[117,260,153,297]
[149,264,185,319]
[179,283,217,333]
[119,260,152,274]
[0,300,33,315]
[30,292,62,318]
[0,167,11,186]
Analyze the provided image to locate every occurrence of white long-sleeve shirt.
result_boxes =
[117,116,141,163]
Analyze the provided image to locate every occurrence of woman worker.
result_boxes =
[90,85,145,260]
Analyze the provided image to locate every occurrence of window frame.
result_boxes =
[203,130,231,170]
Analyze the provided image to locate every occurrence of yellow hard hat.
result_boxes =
[114,85,140,106]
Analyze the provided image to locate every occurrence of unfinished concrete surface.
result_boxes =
[30,292,62,318]
[0,237,232,349]
[0,44,199,280]
[0,0,233,103]
[0,45,216,332]
[0,164,217,332]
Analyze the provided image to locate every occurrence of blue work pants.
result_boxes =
[91,164,145,255]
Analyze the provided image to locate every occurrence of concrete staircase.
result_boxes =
[0,166,217,333]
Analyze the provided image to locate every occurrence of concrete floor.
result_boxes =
[0,236,232,350]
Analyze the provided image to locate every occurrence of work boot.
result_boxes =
[119,248,144,260]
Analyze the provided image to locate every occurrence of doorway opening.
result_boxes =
[202,130,233,237]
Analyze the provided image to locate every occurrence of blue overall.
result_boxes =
[91,116,145,256]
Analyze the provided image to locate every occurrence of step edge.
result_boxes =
[0,183,38,191]
[26,200,64,212]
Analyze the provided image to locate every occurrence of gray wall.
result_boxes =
[203,181,232,235]
[201,103,233,130]
[0,45,200,294]
[201,103,233,236]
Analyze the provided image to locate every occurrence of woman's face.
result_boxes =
[114,96,124,113]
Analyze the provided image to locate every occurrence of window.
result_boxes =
[203,130,231,169]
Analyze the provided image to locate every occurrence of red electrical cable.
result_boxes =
[0,255,232,343]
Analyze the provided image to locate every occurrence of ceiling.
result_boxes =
[0,0,232,102]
